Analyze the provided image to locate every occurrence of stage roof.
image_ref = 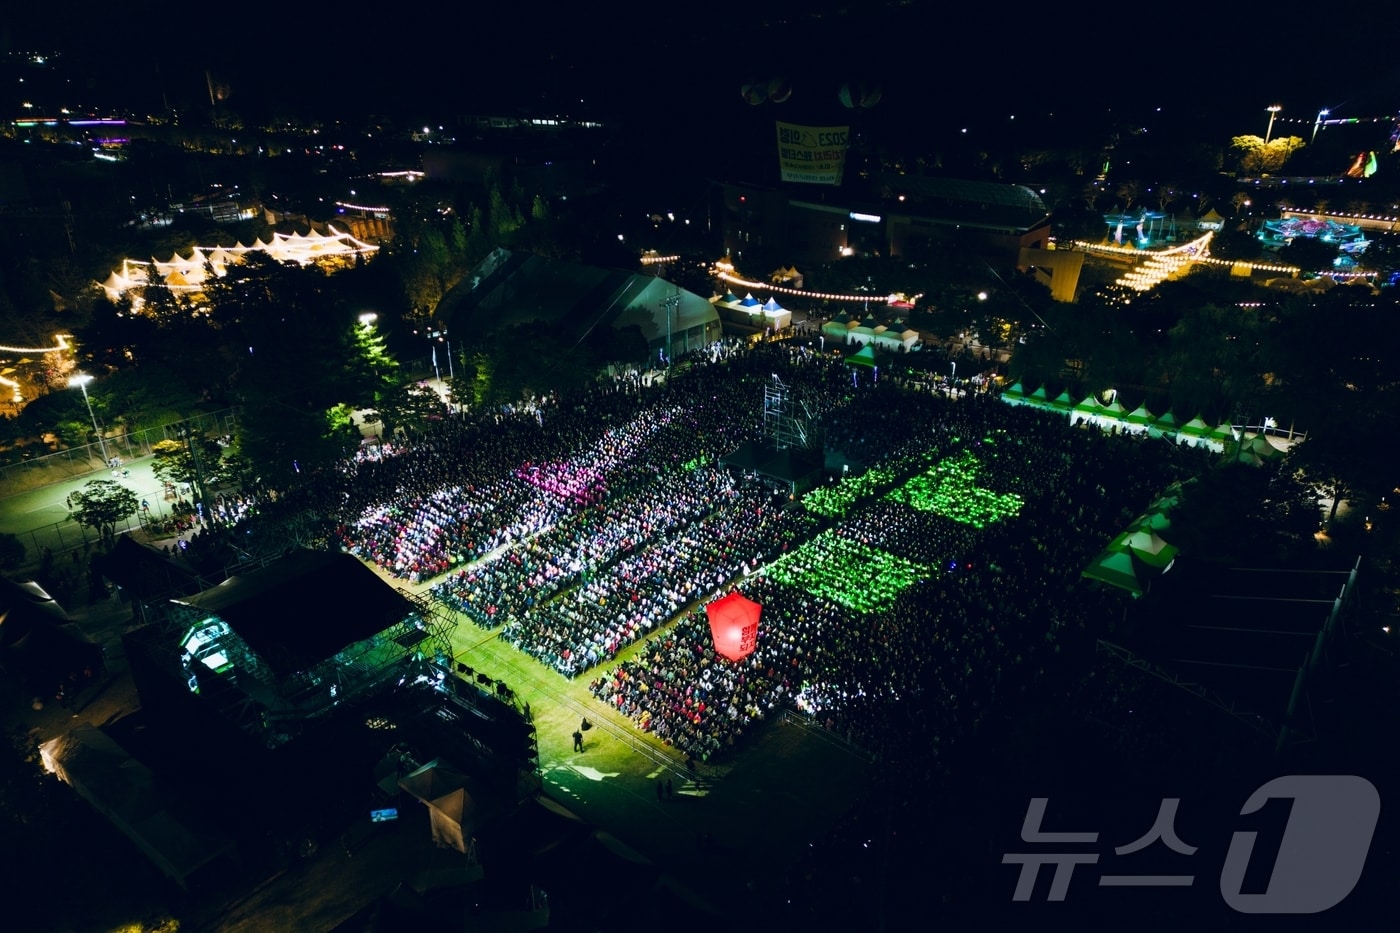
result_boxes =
[95,536,202,601]
[174,551,416,677]
[439,248,719,346]
[1124,558,1354,717]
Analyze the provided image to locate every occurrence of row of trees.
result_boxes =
[1010,271,1400,526]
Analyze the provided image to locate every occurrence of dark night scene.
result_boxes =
[1,5,1398,932]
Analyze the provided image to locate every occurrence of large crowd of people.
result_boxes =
[312,341,1190,773]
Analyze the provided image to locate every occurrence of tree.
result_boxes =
[1231,135,1306,175]
[150,435,231,498]
[1050,203,1105,244]
[140,280,184,322]
[369,382,445,439]
[467,351,495,406]
[1262,289,1400,524]
[1208,228,1264,262]
[1163,302,1261,418]
[350,317,400,399]
[444,371,477,413]
[1232,136,1268,175]
[1278,236,1341,274]
[1168,464,1320,563]
[584,324,648,374]
[1115,180,1141,212]
[1287,422,1391,526]
[67,479,139,540]
[1358,233,1400,274]
[488,183,524,245]
[1154,184,1180,213]
[235,400,352,489]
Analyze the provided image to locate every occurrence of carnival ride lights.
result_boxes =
[1257,216,1366,250]
[1104,211,1175,246]
[1073,232,1218,293]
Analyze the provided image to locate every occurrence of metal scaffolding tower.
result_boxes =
[763,373,815,450]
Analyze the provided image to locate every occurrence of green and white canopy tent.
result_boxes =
[1070,394,1102,426]
[1177,415,1213,445]
[844,344,880,368]
[822,312,858,342]
[1109,528,1179,569]
[1129,510,1172,534]
[1082,549,1150,598]
[1123,404,1156,434]
[1148,410,1179,439]
[1235,433,1288,467]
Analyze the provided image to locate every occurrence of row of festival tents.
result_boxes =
[822,311,920,351]
[712,292,792,330]
[98,226,379,301]
[1002,383,1261,455]
[1082,487,1184,597]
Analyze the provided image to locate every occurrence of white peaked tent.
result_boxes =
[874,320,919,351]
[760,297,792,330]
[1177,415,1212,447]
[98,227,379,302]
[206,247,237,271]
[1069,394,1101,426]
[1112,528,1178,569]
[1123,404,1155,435]
[398,759,476,854]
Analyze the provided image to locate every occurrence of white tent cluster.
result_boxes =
[98,226,379,305]
[712,291,792,332]
[1001,383,1245,453]
[821,310,920,351]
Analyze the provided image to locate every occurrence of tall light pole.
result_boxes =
[68,374,110,467]
[1312,108,1329,145]
[1264,105,1282,143]
[661,292,681,374]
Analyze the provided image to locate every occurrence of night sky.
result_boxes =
[7,4,1396,144]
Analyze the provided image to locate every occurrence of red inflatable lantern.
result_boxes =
[705,591,762,662]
